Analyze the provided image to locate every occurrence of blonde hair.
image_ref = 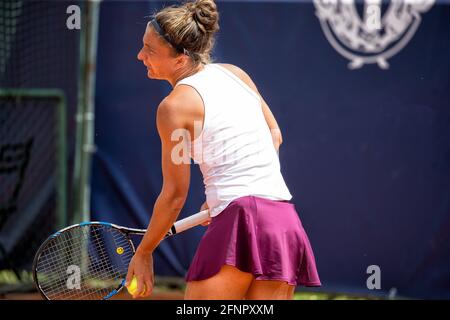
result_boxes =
[152,0,220,65]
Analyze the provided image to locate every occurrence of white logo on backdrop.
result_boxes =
[313,0,435,69]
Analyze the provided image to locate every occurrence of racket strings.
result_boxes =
[41,243,132,299]
[37,229,108,299]
[38,227,131,299]
[35,224,134,300]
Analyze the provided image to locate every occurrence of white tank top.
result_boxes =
[175,64,292,217]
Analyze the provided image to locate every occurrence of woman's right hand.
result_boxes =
[200,201,211,226]
[125,250,154,299]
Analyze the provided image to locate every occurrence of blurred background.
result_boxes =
[0,0,449,300]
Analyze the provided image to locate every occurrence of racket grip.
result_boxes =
[173,209,210,234]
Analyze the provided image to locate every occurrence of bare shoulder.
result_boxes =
[156,95,181,131]
[163,84,202,109]
[217,63,247,78]
[216,63,258,92]
[157,85,203,130]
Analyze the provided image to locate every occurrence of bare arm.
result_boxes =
[260,96,283,152]
[125,96,191,298]
[219,64,283,152]
[136,97,191,255]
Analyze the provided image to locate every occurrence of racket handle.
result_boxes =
[173,209,210,234]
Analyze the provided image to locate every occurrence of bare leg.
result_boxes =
[245,279,295,300]
[184,265,254,300]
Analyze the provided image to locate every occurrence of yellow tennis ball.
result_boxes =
[126,276,146,296]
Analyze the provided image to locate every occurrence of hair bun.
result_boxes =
[189,0,219,34]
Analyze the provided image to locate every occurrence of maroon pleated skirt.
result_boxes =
[185,195,321,287]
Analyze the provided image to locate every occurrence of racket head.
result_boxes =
[32,222,135,300]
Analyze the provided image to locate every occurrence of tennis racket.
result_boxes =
[32,209,209,300]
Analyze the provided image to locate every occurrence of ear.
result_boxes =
[175,54,189,68]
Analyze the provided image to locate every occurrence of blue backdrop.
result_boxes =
[91,0,450,299]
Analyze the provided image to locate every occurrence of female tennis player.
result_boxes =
[126,0,321,299]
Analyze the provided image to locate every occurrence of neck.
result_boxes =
[169,62,204,88]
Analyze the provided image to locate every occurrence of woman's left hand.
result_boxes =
[200,201,212,226]
[125,250,154,299]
